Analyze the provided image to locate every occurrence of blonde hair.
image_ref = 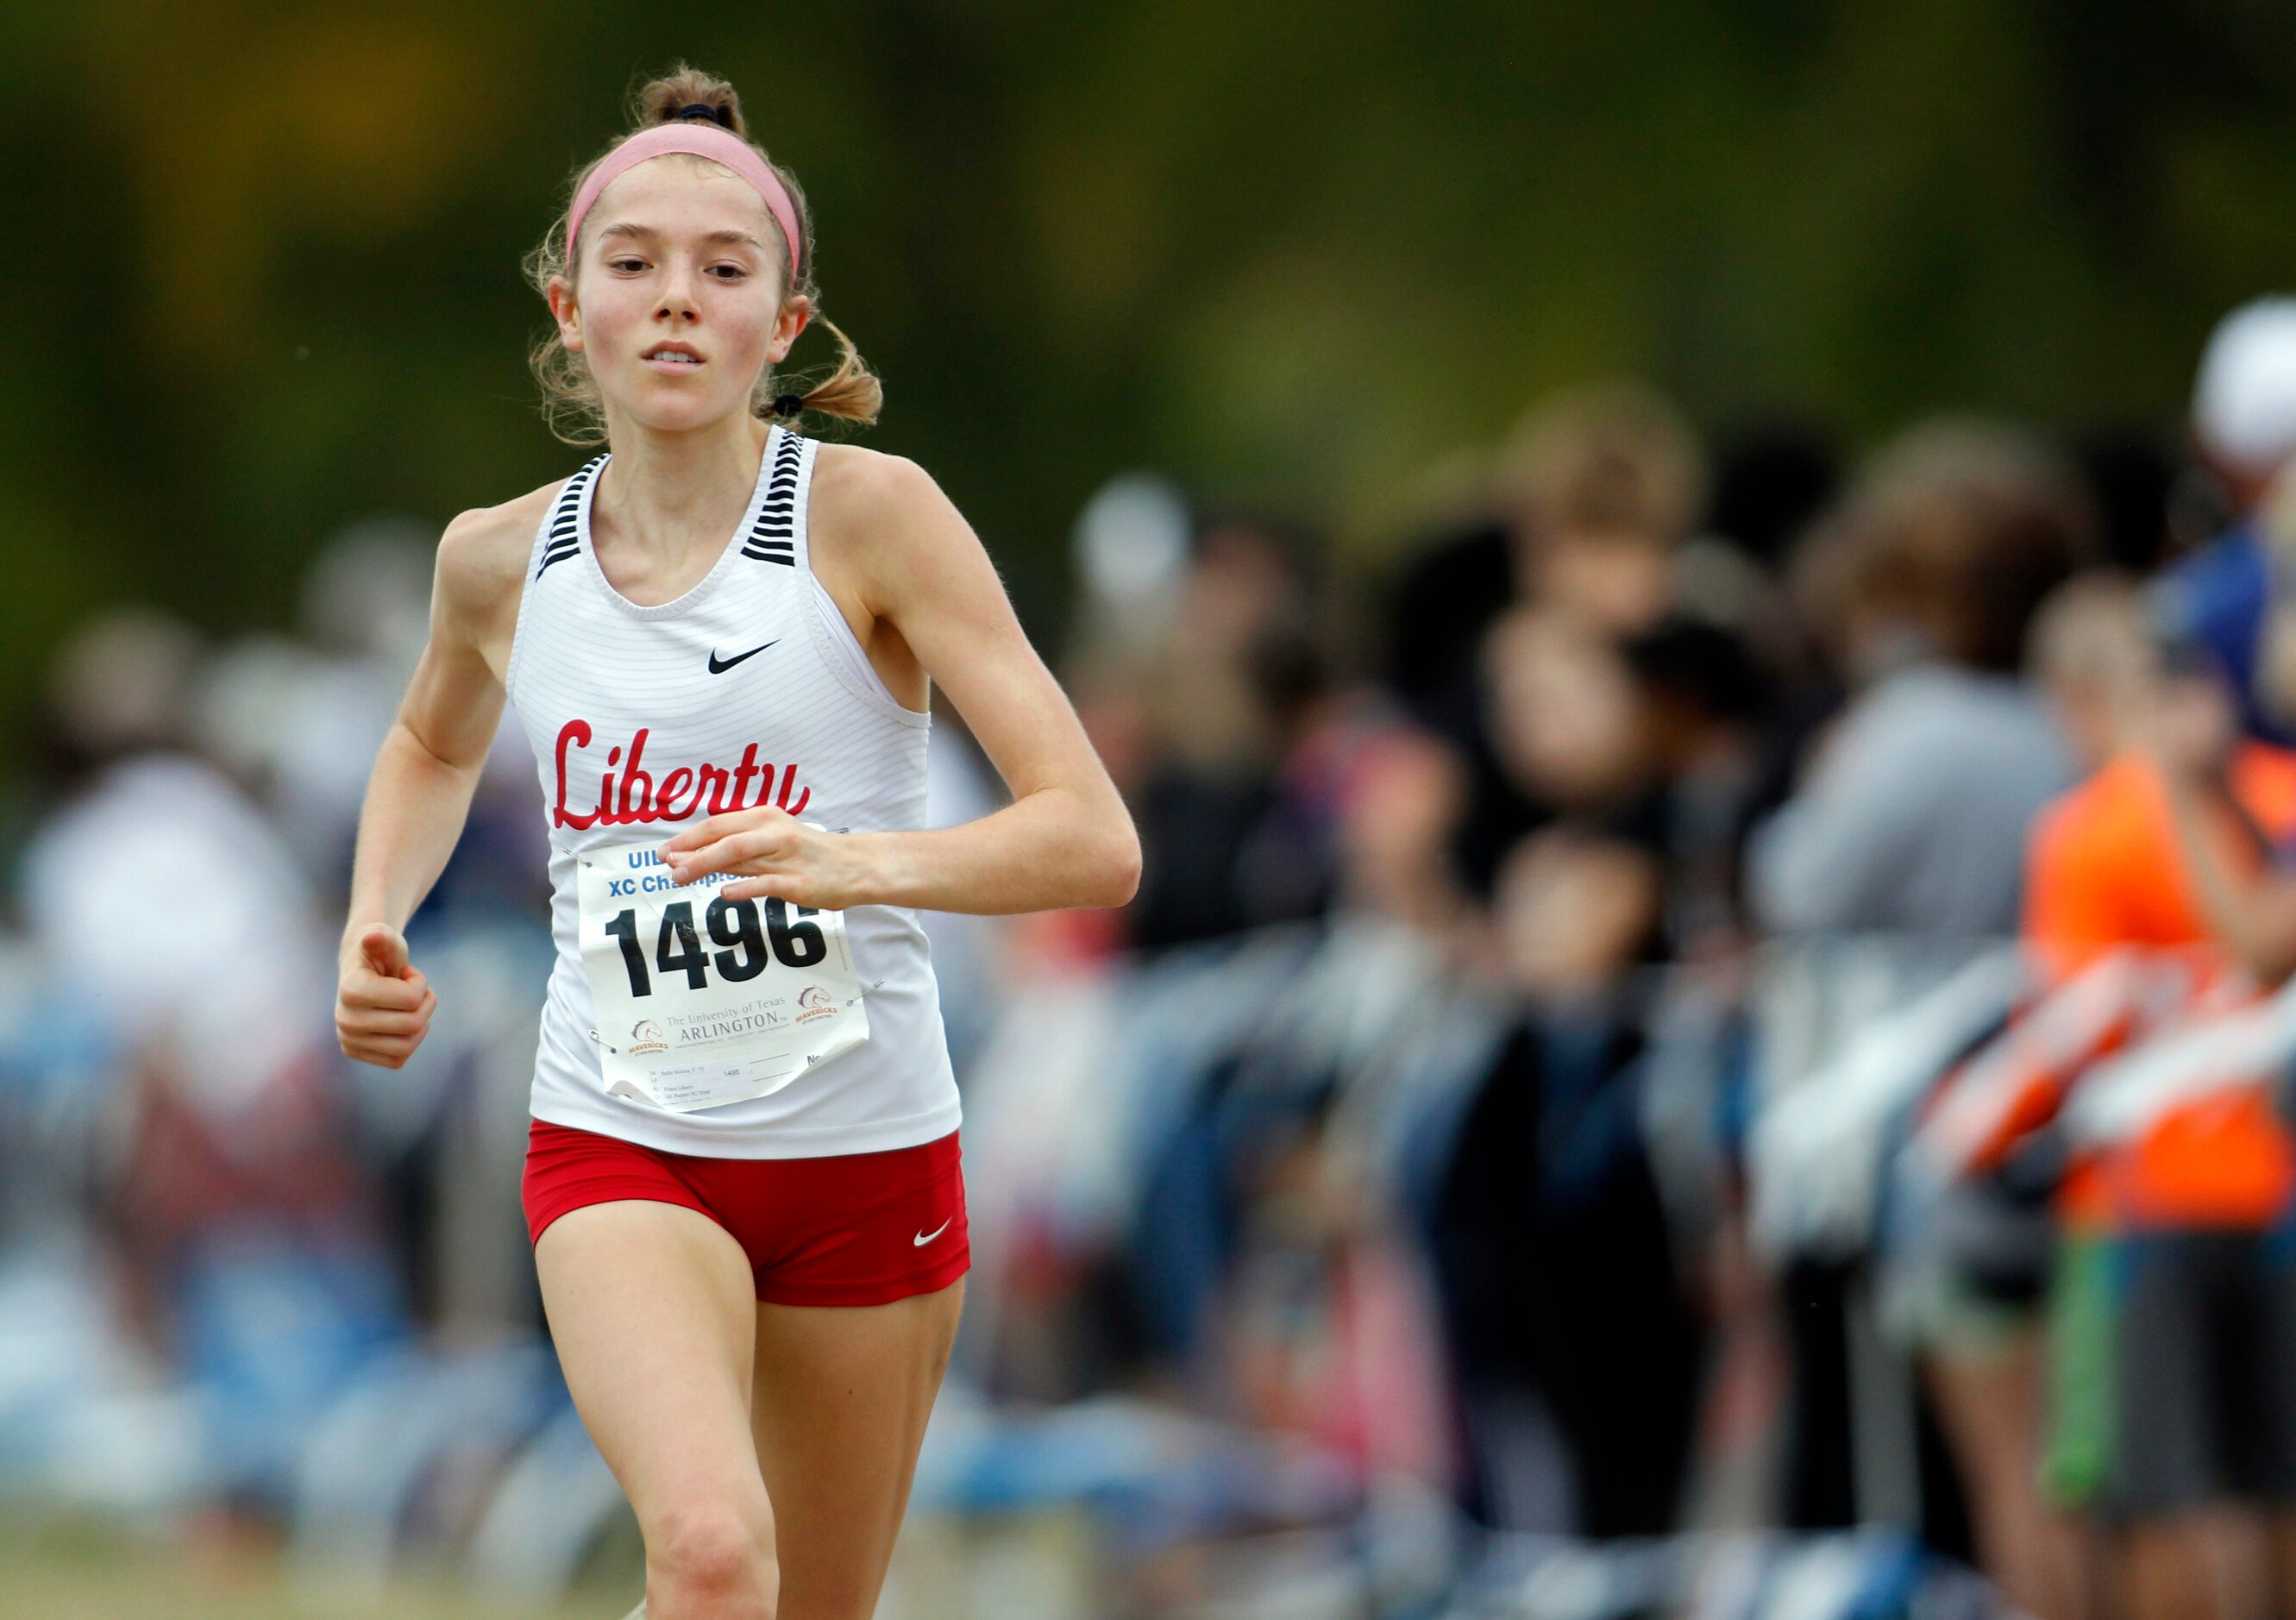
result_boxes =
[2026,568,2151,700]
[523,65,881,444]
[1501,381,1706,545]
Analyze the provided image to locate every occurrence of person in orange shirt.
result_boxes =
[2034,569,2296,1620]
[2032,574,2296,978]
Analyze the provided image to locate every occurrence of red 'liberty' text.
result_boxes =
[552,719,812,828]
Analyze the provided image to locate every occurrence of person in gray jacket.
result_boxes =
[1750,421,2095,941]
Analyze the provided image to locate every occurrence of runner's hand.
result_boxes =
[658,806,871,908]
[336,925,436,1069]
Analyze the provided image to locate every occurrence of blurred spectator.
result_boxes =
[22,609,331,1135]
[1067,471,1195,669]
[2018,580,2296,1620]
[1493,829,1661,1003]
[1905,572,2293,1620]
[1387,382,1713,900]
[1742,425,2092,1577]
[1423,824,1699,1537]
[1503,381,1707,640]
[1328,725,1470,931]
[1749,421,2094,938]
[1620,618,1772,958]
[2029,571,2296,973]
[1452,602,1652,902]
[2156,465,2296,987]
[1385,376,1711,735]
[18,608,393,1483]
[1483,606,1653,822]
[1120,513,1347,951]
[2155,297,2296,742]
[267,519,435,883]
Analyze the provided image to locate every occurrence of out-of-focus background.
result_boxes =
[11,5,2296,1618]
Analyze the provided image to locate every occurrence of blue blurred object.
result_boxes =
[461,1400,630,1600]
[175,1221,408,1506]
[911,1393,1355,1550]
[0,1231,212,1512]
[2154,518,2287,743]
[1441,1527,2000,1620]
[291,1335,568,1593]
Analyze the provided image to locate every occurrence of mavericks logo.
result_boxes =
[795,985,837,1023]
[629,1020,668,1056]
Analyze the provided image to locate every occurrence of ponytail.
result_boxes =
[774,315,881,429]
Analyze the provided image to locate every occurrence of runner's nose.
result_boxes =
[656,258,701,323]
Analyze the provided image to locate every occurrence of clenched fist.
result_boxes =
[336,926,436,1069]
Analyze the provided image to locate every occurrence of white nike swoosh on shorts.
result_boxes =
[913,1218,952,1246]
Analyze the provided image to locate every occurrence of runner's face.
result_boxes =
[559,159,800,433]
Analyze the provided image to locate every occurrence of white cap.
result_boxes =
[2194,297,2296,476]
[1072,472,1189,613]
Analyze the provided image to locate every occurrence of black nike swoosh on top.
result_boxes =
[707,639,779,675]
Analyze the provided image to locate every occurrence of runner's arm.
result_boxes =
[824,452,1139,915]
[341,505,529,958]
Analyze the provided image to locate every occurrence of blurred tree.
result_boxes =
[0,0,2292,738]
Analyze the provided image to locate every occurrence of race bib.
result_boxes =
[574,838,874,1113]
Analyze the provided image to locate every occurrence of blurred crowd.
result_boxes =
[20,303,2296,1617]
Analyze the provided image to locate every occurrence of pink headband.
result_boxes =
[565,123,803,286]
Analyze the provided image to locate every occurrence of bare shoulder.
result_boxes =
[809,440,944,511]
[431,478,566,644]
[437,480,559,597]
[811,443,975,562]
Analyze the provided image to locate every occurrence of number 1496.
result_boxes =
[603,896,828,998]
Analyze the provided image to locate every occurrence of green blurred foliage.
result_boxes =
[3,0,2295,720]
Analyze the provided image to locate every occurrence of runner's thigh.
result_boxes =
[749,1277,965,1620]
[536,1201,771,1548]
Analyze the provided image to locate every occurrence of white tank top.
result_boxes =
[501,425,961,1158]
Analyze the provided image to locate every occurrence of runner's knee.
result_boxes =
[645,1498,777,1611]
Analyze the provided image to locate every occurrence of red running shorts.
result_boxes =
[521,1118,969,1307]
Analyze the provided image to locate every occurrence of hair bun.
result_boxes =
[636,65,749,140]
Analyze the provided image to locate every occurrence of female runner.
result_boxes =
[332,66,1139,1620]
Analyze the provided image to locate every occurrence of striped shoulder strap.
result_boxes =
[739,429,808,566]
[534,454,608,581]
